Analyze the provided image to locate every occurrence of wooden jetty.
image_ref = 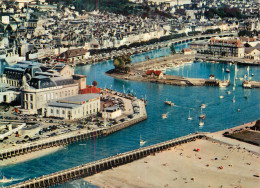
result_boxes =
[7,133,208,188]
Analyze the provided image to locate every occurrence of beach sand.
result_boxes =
[85,139,260,188]
[0,146,63,166]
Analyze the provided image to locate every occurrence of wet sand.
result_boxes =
[85,139,260,188]
[0,146,63,166]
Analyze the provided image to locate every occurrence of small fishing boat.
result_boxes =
[0,176,13,183]
[227,91,231,95]
[188,110,192,120]
[200,104,206,109]
[199,120,204,126]
[164,101,174,106]
[225,68,230,73]
[162,113,167,119]
[140,136,146,146]
[233,96,236,103]
[219,95,224,99]
[251,74,254,77]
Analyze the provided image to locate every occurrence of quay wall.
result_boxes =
[0,111,147,161]
[7,133,206,188]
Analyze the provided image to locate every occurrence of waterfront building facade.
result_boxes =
[208,37,245,58]
[21,76,80,114]
[44,94,100,120]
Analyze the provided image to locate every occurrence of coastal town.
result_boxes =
[0,0,260,187]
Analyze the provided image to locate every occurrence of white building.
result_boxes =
[44,94,100,120]
[0,83,20,104]
[102,106,122,119]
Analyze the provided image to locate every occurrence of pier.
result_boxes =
[7,133,207,188]
[0,101,147,161]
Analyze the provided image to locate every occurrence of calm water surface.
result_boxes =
[1,43,260,187]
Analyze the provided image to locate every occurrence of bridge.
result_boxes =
[7,133,208,188]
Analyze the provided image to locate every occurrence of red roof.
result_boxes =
[80,86,100,94]
[154,70,162,76]
[146,70,162,76]
[146,70,154,75]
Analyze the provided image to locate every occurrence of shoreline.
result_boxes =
[106,54,230,87]
[85,138,260,188]
[0,146,63,167]
[6,120,259,187]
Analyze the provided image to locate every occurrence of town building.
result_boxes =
[0,83,20,104]
[44,94,100,120]
[208,37,245,58]
[102,106,122,119]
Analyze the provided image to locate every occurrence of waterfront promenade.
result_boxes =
[75,32,235,65]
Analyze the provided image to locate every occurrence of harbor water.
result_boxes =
[0,43,260,187]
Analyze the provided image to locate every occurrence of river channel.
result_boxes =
[1,43,260,187]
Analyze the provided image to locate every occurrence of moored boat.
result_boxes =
[164,101,174,106]
[162,113,167,119]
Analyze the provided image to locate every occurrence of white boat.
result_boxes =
[219,80,230,87]
[188,110,192,120]
[164,101,174,106]
[162,113,167,119]
[225,68,230,73]
[0,176,13,183]
[140,136,146,146]
[233,96,236,103]
[200,104,206,109]
[219,95,224,99]
[199,120,204,126]
[227,91,231,95]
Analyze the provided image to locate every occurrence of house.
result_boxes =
[58,48,89,62]
[183,48,192,55]
[245,47,260,60]
[102,106,122,120]
[146,70,164,79]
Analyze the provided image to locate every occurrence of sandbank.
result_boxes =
[0,146,63,166]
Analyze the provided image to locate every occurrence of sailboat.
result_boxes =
[162,113,168,119]
[140,135,146,146]
[199,108,206,119]
[188,110,192,120]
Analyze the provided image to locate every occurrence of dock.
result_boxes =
[0,101,147,161]
[7,133,207,188]
[242,80,260,88]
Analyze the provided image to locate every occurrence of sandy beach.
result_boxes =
[0,146,63,166]
[85,139,260,188]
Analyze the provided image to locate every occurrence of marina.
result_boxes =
[1,43,260,187]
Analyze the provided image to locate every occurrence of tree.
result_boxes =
[170,43,176,54]
[113,54,132,73]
